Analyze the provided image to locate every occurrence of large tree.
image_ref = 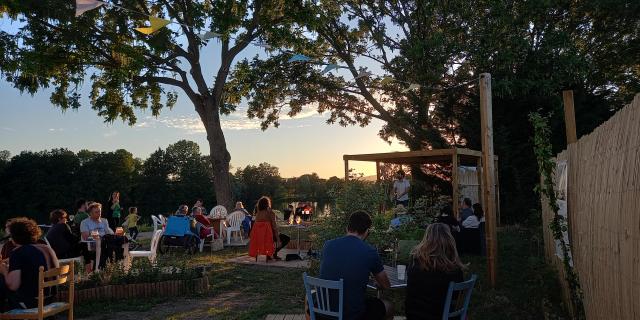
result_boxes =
[0,0,310,208]
[230,0,639,221]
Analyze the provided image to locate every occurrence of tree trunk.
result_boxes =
[199,99,233,209]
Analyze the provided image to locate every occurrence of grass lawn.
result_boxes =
[76,225,567,320]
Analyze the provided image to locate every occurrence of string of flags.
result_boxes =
[75,0,478,93]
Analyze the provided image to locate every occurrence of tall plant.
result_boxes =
[529,112,585,319]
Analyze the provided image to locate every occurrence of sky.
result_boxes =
[0,13,408,178]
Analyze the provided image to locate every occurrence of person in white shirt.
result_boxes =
[391,170,410,207]
[461,203,484,229]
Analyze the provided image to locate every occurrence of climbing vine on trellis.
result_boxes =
[529,112,585,320]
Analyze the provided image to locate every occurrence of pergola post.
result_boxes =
[344,159,349,181]
[476,157,484,213]
[376,161,381,182]
[452,151,460,219]
[480,73,498,287]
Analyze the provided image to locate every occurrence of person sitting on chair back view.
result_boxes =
[317,211,393,320]
[405,223,465,320]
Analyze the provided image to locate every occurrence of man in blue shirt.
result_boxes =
[459,198,474,223]
[319,211,392,320]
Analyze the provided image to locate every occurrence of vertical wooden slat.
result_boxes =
[452,152,459,219]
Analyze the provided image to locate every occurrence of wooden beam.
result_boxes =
[480,73,498,288]
[344,159,349,181]
[344,149,455,162]
[562,90,578,145]
[376,161,381,182]
[452,152,460,219]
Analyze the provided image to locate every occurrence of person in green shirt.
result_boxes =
[108,191,122,229]
[73,199,89,228]
[124,207,140,240]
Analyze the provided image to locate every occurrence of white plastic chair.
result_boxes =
[225,211,245,245]
[129,229,163,265]
[151,215,163,232]
[209,205,227,219]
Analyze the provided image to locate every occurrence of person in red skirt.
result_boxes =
[248,196,280,262]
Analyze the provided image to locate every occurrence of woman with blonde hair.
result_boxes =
[405,223,465,320]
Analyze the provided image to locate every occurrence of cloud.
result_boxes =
[48,128,65,132]
[103,130,118,138]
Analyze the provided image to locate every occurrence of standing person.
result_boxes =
[73,199,89,227]
[392,170,410,207]
[318,211,393,320]
[193,199,207,214]
[106,191,122,229]
[459,198,474,223]
[124,207,140,240]
[248,197,278,262]
[405,223,465,320]
[0,217,59,310]
[46,209,82,259]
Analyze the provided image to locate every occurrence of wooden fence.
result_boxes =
[541,94,640,319]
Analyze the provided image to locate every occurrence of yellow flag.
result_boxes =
[380,76,394,85]
[135,16,171,35]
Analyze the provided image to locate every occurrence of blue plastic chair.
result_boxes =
[442,274,478,320]
[303,272,344,320]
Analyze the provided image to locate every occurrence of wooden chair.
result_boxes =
[303,272,343,320]
[0,263,74,320]
[441,274,477,320]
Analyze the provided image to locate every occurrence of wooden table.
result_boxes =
[368,265,407,297]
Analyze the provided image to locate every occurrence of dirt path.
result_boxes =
[77,291,254,320]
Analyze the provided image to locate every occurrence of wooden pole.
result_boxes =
[562,90,578,144]
[480,73,498,287]
[376,161,381,182]
[476,158,484,212]
[494,158,501,227]
[344,159,349,181]
[452,151,460,219]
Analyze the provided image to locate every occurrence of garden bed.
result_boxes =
[59,276,209,304]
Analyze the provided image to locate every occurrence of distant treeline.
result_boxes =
[0,140,342,224]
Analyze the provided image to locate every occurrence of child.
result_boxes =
[125,207,140,240]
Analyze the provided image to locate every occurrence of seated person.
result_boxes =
[80,202,114,272]
[46,209,83,259]
[192,207,213,239]
[318,211,392,320]
[459,198,474,222]
[0,219,17,260]
[176,204,189,216]
[233,202,252,237]
[283,204,294,224]
[71,199,89,232]
[458,204,483,255]
[0,217,59,310]
[435,204,460,233]
[406,223,464,320]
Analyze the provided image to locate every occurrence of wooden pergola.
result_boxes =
[343,147,500,221]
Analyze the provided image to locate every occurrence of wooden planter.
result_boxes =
[58,276,209,304]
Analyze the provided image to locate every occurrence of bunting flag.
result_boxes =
[255,42,272,50]
[402,83,421,93]
[322,64,341,74]
[135,16,171,35]
[287,54,311,63]
[380,76,394,85]
[75,0,104,17]
[198,31,222,41]
[355,70,373,79]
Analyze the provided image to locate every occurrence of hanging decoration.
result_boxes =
[287,54,312,63]
[354,70,373,79]
[321,64,341,74]
[198,31,222,41]
[75,0,104,16]
[135,16,171,35]
[402,83,420,93]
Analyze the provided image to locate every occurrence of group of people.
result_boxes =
[436,198,485,255]
[317,211,466,320]
[0,190,144,311]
